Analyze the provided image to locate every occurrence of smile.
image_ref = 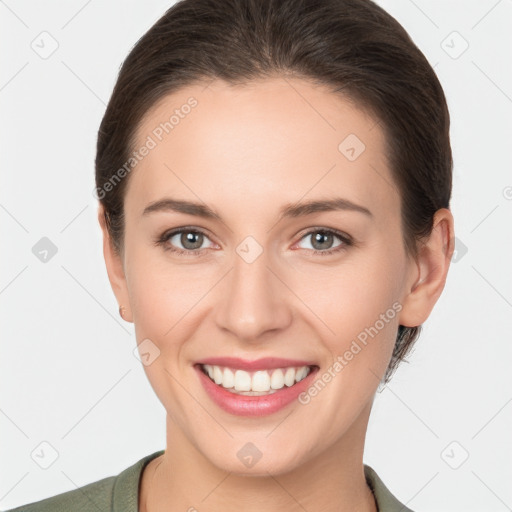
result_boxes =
[201,364,312,396]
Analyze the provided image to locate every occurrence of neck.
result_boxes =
[140,403,377,512]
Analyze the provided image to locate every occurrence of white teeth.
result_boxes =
[223,367,235,388]
[234,370,252,391]
[202,364,312,394]
[270,368,285,390]
[295,366,308,382]
[284,367,295,387]
[213,366,223,385]
[252,371,271,392]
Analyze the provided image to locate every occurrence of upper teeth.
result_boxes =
[202,364,311,393]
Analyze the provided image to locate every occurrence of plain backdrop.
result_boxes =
[1,1,511,510]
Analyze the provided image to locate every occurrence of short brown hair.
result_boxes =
[95,0,452,383]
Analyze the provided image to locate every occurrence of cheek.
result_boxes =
[298,251,403,367]
[125,249,209,419]
[130,268,209,341]
[125,240,218,356]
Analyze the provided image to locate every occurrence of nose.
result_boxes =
[214,246,292,343]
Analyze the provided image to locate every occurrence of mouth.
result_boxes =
[198,363,314,396]
[194,357,319,416]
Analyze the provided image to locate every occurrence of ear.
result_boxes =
[97,205,133,323]
[399,208,455,327]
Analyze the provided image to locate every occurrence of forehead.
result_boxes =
[127,77,399,220]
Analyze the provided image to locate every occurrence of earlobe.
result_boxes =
[97,205,134,323]
[399,208,455,328]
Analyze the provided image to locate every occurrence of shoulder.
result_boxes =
[364,464,415,512]
[1,450,165,512]
[1,475,116,512]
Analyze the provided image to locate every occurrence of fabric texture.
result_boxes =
[2,450,413,511]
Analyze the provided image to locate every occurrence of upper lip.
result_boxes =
[196,357,316,371]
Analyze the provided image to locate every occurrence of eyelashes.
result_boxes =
[155,226,354,257]
[295,229,352,255]
[156,227,215,257]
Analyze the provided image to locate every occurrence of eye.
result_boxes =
[156,227,216,256]
[156,226,353,257]
[295,228,352,256]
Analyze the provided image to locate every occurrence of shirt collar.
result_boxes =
[364,464,414,511]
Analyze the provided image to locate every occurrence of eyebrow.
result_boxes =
[142,197,373,220]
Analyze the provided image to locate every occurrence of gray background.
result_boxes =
[1,0,511,510]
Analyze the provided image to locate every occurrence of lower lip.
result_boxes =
[195,365,318,417]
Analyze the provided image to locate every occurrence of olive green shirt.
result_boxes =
[2,450,413,511]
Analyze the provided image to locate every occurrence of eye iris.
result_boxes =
[311,231,333,250]
[181,231,203,250]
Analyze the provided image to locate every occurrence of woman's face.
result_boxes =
[106,77,424,475]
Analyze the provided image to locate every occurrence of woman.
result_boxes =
[4,0,454,510]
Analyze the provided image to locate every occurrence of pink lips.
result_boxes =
[194,357,318,417]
